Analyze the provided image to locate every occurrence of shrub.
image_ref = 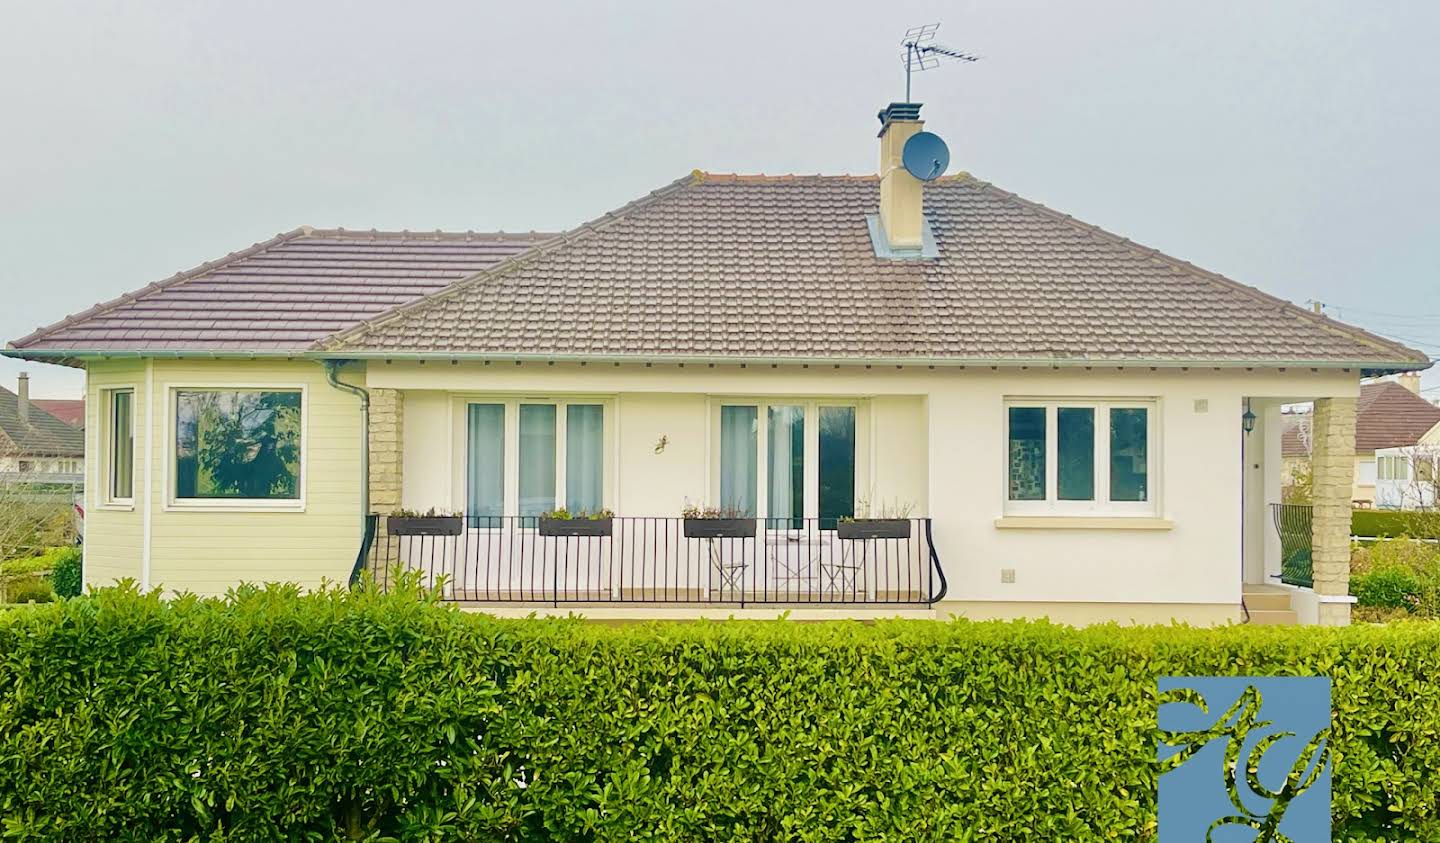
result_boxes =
[2,576,54,604]
[1351,567,1422,610]
[2,584,1440,841]
[44,546,82,598]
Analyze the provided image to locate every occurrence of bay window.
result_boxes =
[465,399,609,523]
[1005,399,1156,515]
[714,400,859,527]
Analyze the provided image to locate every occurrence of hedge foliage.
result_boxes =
[1352,509,1440,539]
[2,585,1440,841]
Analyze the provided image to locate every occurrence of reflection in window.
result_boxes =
[1057,407,1095,501]
[1007,407,1046,501]
[175,390,300,499]
[110,390,134,499]
[818,406,856,525]
[1110,408,1149,502]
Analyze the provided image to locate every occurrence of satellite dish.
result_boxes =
[902,131,950,181]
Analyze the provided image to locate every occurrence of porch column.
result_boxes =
[369,388,404,516]
[1310,396,1356,626]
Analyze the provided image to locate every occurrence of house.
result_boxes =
[1281,375,1440,506]
[1374,409,1440,510]
[0,374,85,481]
[4,103,1430,626]
[32,398,85,429]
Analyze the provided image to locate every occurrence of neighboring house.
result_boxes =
[32,398,85,428]
[4,103,1430,626]
[1374,417,1440,510]
[0,374,86,480]
[1282,376,1440,506]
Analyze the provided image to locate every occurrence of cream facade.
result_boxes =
[82,359,363,595]
[80,356,1359,624]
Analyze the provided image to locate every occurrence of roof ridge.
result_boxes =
[697,172,880,182]
[7,227,312,350]
[301,228,560,242]
[959,175,1430,367]
[317,172,703,352]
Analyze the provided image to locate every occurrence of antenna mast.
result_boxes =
[901,23,979,102]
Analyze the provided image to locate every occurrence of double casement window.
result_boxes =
[714,400,859,527]
[105,388,135,503]
[1005,400,1157,515]
[466,400,609,522]
[1378,455,1411,482]
[172,389,303,503]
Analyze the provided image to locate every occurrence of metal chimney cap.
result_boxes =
[877,102,923,136]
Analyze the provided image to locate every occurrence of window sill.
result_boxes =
[165,501,307,514]
[97,502,135,512]
[994,516,1173,531]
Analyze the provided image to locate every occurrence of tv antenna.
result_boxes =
[901,23,979,102]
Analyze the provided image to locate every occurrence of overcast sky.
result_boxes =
[2,1,1437,400]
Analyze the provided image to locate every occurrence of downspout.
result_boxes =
[322,360,370,532]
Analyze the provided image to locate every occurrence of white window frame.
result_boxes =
[457,396,615,521]
[1003,398,1159,517]
[706,398,870,524]
[101,386,137,508]
[162,383,308,512]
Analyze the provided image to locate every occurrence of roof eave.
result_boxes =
[5,346,1428,375]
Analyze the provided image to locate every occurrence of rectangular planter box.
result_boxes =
[684,517,757,539]
[539,517,614,537]
[836,519,912,540]
[388,516,463,536]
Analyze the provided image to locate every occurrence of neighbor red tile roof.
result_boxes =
[7,172,1429,371]
[8,228,554,351]
[0,387,85,458]
[323,173,1428,369]
[1281,380,1440,457]
[30,399,84,428]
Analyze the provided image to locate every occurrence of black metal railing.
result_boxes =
[1270,503,1313,588]
[359,516,946,606]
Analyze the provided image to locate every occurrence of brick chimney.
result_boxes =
[877,103,926,250]
[16,372,29,425]
[1396,372,1421,395]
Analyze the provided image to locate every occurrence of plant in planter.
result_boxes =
[837,498,915,540]
[538,508,615,537]
[387,507,463,536]
[681,503,756,539]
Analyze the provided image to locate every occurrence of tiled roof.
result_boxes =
[31,399,84,428]
[1281,381,1440,457]
[8,228,554,351]
[0,387,85,458]
[323,173,1429,369]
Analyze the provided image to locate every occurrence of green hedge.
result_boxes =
[2,585,1439,841]
[1353,510,1440,539]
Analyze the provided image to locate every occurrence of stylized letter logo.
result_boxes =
[1157,677,1330,842]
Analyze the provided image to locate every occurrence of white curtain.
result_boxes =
[767,405,804,522]
[466,404,504,521]
[720,406,758,516]
[518,404,556,516]
[565,404,604,513]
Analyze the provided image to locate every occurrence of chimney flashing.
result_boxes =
[866,213,940,260]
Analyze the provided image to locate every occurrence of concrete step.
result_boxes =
[1247,608,1298,626]
[1242,590,1294,612]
